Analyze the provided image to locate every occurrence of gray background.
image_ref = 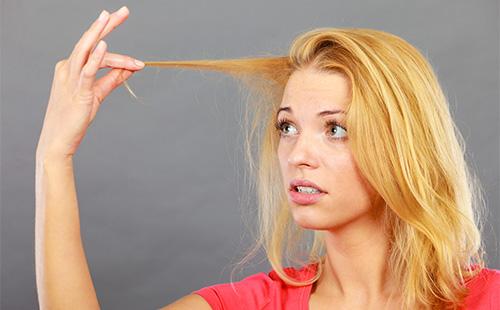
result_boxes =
[1,0,499,308]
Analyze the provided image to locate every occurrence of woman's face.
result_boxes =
[277,66,381,231]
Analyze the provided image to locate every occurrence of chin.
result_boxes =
[290,206,335,230]
[290,204,362,231]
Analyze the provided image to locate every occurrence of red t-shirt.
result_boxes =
[191,262,500,309]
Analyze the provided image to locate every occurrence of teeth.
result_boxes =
[296,186,320,194]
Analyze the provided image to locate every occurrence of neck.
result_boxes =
[314,214,399,303]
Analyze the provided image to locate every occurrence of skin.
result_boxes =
[35,6,400,309]
[35,6,210,309]
[34,6,150,309]
[37,6,145,162]
[277,66,402,309]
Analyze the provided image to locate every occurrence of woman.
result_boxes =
[35,6,499,310]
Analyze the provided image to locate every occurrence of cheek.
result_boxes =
[325,154,373,204]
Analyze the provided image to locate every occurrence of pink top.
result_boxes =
[191,262,500,309]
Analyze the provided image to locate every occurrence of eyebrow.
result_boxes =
[276,106,345,118]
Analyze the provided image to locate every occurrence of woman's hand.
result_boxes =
[36,6,145,162]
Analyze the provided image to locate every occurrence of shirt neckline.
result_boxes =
[297,263,495,309]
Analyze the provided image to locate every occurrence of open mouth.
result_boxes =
[291,186,324,194]
[288,187,326,205]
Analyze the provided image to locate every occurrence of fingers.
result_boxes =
[71,7,128,59]
[69,10,110,77]
[100,52,144,70]
[93,68,134,102]
[68,5,130,78]
[99,6,129,41]
[78,40,108,93]
[67,7,142,102]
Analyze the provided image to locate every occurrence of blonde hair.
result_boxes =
[133,27,487,309]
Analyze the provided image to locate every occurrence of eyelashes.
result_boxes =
[274,117,348,141]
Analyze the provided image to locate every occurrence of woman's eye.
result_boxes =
[274,119,295,136]
[279,122,297,135]
[328,123,348,140]
[274,119,347,141]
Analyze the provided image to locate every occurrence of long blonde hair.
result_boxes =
[134,27,487,309]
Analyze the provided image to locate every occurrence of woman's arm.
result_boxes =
[35,156,100,309]
[34,6,144,309]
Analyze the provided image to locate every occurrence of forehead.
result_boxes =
[280,66,351,110]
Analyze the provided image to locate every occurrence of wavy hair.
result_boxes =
[132,27,487,309]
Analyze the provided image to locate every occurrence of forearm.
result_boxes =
[35,156,100,309]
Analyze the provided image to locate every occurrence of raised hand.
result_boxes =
[36,6,145,162]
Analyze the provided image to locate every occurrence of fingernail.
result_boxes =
[96,40,106,51]
[117,6,129,15]
[98,10,109,21]
[134,59,145,68]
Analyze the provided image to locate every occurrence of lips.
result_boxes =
[289,179,327,193]
[289,189,325,205]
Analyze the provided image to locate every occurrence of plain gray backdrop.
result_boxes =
[1,0,499,308]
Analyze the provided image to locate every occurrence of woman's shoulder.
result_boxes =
[190,262,318,309]
[463,267,500,308]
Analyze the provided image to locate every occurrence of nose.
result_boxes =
[287,132,319,169]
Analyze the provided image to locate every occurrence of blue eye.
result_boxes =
[325,120,348,140]
[274,118,348,141]
[274,118,298,135]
